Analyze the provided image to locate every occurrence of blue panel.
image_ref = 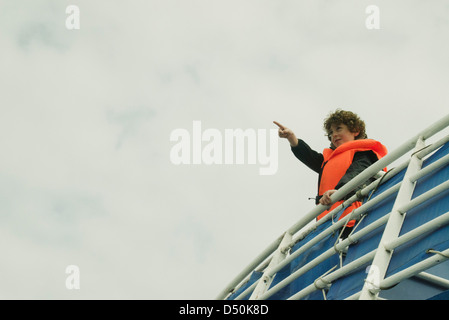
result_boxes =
[381,260,449,300]
[267,220,340,300]
[428,289,449,300]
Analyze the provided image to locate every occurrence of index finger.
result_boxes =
[273,121,286,130]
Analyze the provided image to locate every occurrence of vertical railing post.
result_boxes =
[249,232,292,300]
[359,137,426,300]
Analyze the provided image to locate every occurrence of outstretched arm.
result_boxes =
[274,121,323,173]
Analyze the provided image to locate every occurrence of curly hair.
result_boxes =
[323,109,367,141]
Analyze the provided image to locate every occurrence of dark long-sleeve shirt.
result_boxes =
[291,139,378,204]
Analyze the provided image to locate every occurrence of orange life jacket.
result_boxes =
[317,139,388,226]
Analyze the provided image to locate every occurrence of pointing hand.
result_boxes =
[273,121,298,147]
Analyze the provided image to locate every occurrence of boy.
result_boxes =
[274,109,387,233]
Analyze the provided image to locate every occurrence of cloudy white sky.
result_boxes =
[0,0,449,299]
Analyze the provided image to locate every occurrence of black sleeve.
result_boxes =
[291,139,324,173]
[335,151,379,198]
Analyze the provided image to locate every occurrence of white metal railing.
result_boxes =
[358,136,426,299]
[217,113,449,300]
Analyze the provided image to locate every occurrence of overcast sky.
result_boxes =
[1,0,449,299]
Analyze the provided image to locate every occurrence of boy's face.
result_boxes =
[328,123,359,148]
